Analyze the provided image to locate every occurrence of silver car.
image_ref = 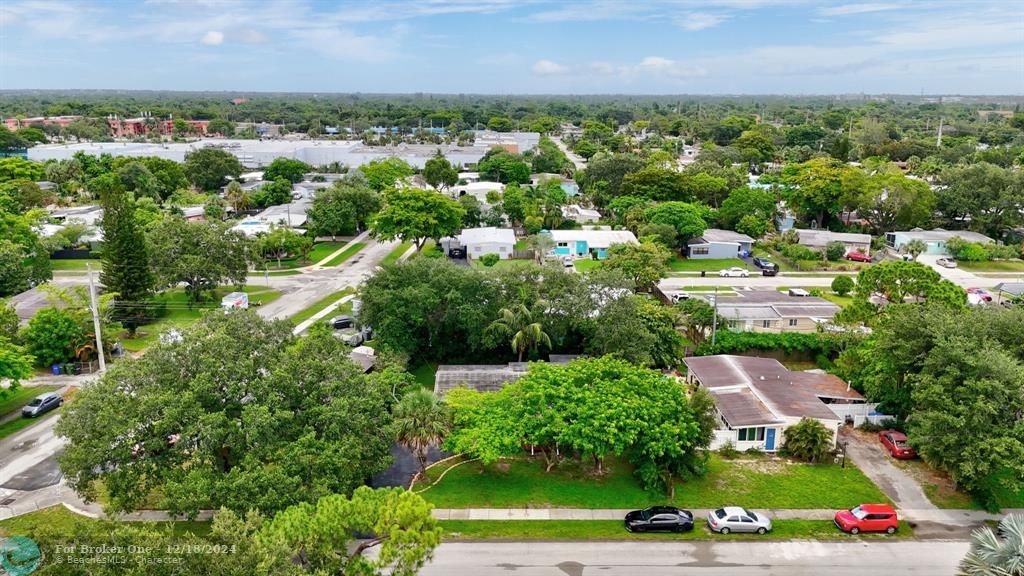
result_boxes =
[22,392,63,418]
[707,506,773,534]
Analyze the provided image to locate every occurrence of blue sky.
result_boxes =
[1,0,1021,94]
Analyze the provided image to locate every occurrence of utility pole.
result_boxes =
[86,264,106,373]
[936,117,943,147]
[710,285,720,350]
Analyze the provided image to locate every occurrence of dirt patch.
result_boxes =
[731,458,792,474]
[493,462,511,473]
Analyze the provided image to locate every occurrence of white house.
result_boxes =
[458,227,516,260]
[548,229,637,260]
[795,229,871,256]
[683,355,872,452]
[561,205,601,224]
[885,228,994,256]
[453,181,505,204]
[687,229,755,259]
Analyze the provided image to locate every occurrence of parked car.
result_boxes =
[22,392,63,418]
[624,506,694,533]
[761,264,779,276]
[937,257,958,268]
[846,251,872,263]
[562,256,574,268]
[448,247,466,259]
[718,267,750,278]
[966,288,993,302]
[327,315,354,330]
[671,292,690,303]
[752,257,772,269]
[879,430,916,459]
[707,507,772,534]
[834,504,899,535]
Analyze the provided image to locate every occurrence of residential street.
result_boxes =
[419,541,970,576]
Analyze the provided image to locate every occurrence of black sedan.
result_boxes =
[624,506,694,533]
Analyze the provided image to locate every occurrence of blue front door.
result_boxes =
[764,428,776,451]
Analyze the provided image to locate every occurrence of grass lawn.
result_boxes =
[260,241,346,270]
[422,454,888,510]
[669,257,749,272]
[892,459,981,510]
[959,259,1024,272]
[322,242,366,267]
[118,286,282,352]
[381,241,414,266]
[264,270,302,276]
[288,287,355,327]
[574,259,602,272]
[514,239,529,250]
[49,258,99,271]
[411,363,439,391]
[0,506,210,540]
[990,469,1024,508]
[440,519,913,541]
[471,258,536,269]
[777,288,854,309]
[0,385,61,416]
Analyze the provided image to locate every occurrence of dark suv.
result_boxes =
[753,258,779,276]
[624,506,694,533]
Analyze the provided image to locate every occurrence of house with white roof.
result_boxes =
[795,229,871,256]
[683,355,873,452]
[453,181,504,204]
[561,205,601,224]
[885,228,993,256]
[457,227,516,260]
[687,229,755,259]
[548,229,637,260]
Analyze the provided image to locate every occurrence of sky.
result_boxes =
[0,0,1022,95]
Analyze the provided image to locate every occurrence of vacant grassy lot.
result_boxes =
[322,242,366,266]
[49,258,98,271]
[440,519,913,541]
[0,506,210,539]
[380,241,414,266]
[289,287,356,327]
[422,454,887,510]
[959,259,1024,272]
[118,286,282,352]
[669,257,749,272]
[261,241,346,270]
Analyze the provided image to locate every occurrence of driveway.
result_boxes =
[841,428,934,510]
[916,254,981,285]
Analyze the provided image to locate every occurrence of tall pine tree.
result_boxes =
[95,174,153,336]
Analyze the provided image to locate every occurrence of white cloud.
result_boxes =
[635,56,707,79]
[294,27,396,62]
[532,59,569,76]
[818,3,901,16]
[676,12,730,31]
[200,30,224,45]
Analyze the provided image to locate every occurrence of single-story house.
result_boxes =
[687,229,755,259]
[795,229,871,256]
[885,228,994,256]
[691,290,840,333]
[561,205,601,224]
[49,205,104,227]
[180,206,206,221]
[453,181,504,203]
[457,227,516,260]
[548,229,637,260]
[434,355,580,396]
[683,355,873,452]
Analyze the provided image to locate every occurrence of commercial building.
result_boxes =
[885,228,994,256]
[28,134,541,170]
[683,355,872,452]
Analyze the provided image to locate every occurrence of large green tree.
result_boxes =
[371,188,464,251]
[423,149,458,193]
[147,218,251,302]
[262,157,311,184]
[360,157,414,191]
[603,240,671,292]
[393,388,452,472]
[183,147,243,191]
[478,149,531,185]
[486,303,552,362]
[20,307,84,366]
[0,209,51,296]
[96,174,154,335]
[57,314,396,517]
[645,201,707,249]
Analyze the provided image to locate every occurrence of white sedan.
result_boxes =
[718,267,750,278]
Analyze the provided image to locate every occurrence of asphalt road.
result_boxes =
[419,541,970,576]
[0,412,65,493]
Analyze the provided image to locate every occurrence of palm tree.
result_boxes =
[225,180,251,213]
[959,513,1024,576]
[526,234,554,264]
[393,389,451,473]
[487,304,552,362]
[903,239,928,260]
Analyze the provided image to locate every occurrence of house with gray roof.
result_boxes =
[683,355,870,452]
[693,290,840,333]
[795,229,871,256]
[885,228,993,256]
[687,229,755,259]
[433,356,580,396]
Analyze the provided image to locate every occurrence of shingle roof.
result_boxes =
[700,229,755,244]
[796,229,871,247]
[434,356,580,396]
[683,355,862,422]
[710,389,781,426]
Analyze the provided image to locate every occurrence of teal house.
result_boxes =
[548,229,637,260]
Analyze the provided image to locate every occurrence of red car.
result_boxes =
[834,504,900,535]
[846,251,872,263]
[879,430,916,459]
[966,288,993,302]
